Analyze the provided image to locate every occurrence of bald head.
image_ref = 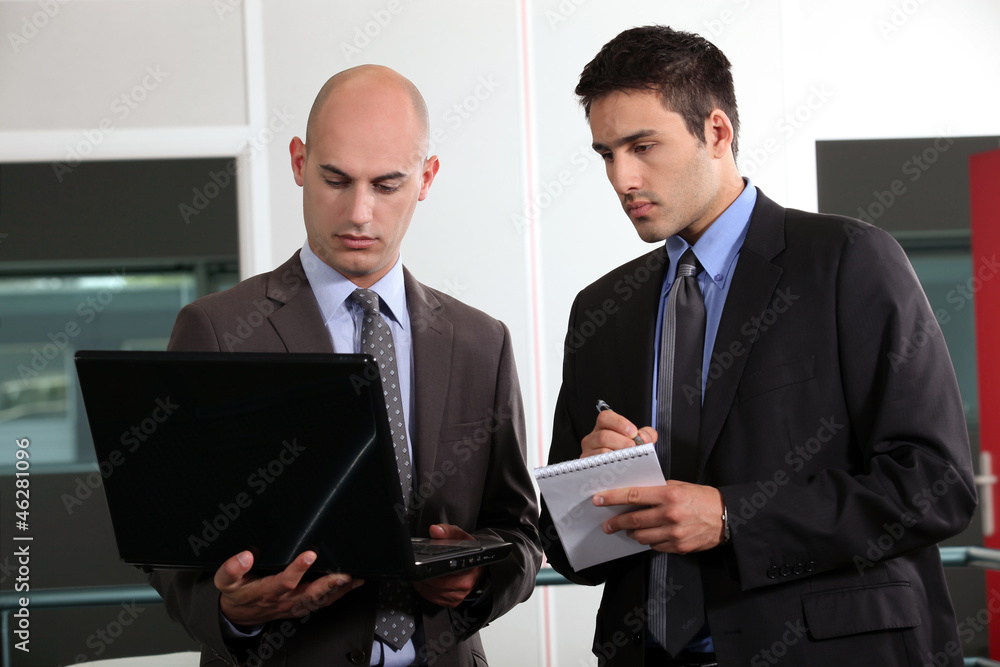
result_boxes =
[289,64,440,288]
[305,65,430,159]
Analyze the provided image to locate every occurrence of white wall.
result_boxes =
[3,0,999,665]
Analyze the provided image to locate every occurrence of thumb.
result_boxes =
[430,523,474,540]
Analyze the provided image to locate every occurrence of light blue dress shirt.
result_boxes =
[220,245,421,666]
[300,242,419,666]
[299,242,415,453]
[649,179,757,652]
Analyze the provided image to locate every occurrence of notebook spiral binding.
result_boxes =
[534,443,656,478]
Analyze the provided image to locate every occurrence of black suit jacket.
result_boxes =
[150,252,542,667]
[541,190,976,666]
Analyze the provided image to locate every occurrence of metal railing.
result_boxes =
[1,546,997,667]
[941,546,1000,570]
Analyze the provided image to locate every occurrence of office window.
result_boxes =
[0,158,239,470]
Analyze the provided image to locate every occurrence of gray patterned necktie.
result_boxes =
[350,288,416,650]
[649,248,706,655]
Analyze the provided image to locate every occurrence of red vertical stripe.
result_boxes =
[970,148,1000,658]
[517,1,554,665]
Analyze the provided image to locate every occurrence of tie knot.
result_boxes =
[677,248,701,278]
[350,288,380,316]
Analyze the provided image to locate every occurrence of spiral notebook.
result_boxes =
[535,444,667,571]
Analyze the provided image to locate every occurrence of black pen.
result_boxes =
[595,399,646,446]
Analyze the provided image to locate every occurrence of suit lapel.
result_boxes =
[616,247,669,426]
[265,252,334,353]
[404,269,452,530]
[698,191,786,473]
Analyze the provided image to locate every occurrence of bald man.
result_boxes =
[149,66,541,667]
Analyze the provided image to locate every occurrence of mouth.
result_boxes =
[338,234,377,250]
[626,201,654,218]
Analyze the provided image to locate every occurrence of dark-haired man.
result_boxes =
[541,25,975,666]
[150,65,541,667]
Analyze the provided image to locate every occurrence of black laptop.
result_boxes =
[74,350,511,579]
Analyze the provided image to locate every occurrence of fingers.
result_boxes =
[279,573,363,620]
[215,550,363,626]
[595,483,725,553]
[597,408,643,440]
[429,523,474,541]
[637,426,657,445]
[317,572,357,591]
[413,566,483,608]
[273,551,318,591]
[215,550,254,591]
[299,573,364,612]
[418,524,480,606]
[594,484,662,508]
[582,410,651,457]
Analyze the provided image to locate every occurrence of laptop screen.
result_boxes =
[75,351,415,575]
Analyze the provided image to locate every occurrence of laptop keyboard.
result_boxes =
[411,542,473,558]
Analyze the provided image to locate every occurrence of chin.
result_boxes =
[633,224,669,245]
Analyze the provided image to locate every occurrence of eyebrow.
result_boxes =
[592,129,659,153]
[318,164,407,182]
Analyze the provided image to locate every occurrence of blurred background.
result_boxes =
[1,0,998,664]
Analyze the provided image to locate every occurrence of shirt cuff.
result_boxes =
[219,610,264,639]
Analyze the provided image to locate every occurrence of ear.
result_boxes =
[290,137,307,186]
[704,110,735,160]
[417,155,440,202]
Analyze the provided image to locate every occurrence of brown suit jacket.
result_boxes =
[150,251,542,667]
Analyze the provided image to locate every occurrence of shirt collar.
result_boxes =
[300,242,408,329]
[665,178,757,288]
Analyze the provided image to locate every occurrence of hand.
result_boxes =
[580,408,656,458]
[412,524,485,608]
[215,550,363,626]
[595,481,725,554]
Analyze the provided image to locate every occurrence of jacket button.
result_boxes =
[767,566,779,579]
[780,565,791,577]
[805,561,816,572]
[348,649,367,664]
[793,563,804,575]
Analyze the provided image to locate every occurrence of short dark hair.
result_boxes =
[576,25,740,158]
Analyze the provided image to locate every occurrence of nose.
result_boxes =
[607,156,640,196]
[348,185,374,225]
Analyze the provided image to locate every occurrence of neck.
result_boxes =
[679,171,746,245]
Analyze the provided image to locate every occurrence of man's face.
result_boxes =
[589,89,721,245]
[290,86,438,288]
